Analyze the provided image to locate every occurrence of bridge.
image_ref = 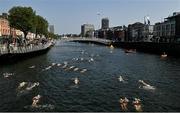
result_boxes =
[64,37,113,46]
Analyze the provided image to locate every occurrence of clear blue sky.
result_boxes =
[0,0,180,34]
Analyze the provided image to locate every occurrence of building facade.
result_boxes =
[81,24,94,37]
[142,25,154,42]
[101,18,109,29]
[96,26,126,41]
[154,12,180,42]
[49,25,54,34]
[0,13,17,38]
[0,16,10,37]
[127,22,145,42]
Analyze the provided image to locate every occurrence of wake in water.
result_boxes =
[3,72,14,78]
[118,75,128,83]
[118,76,124,82]
[24,95,55,111]
[42,66,52,71]
[80,69,87,73]
[73,67,79,71]
[69,77,80,88]
[57,63,62,67]
[51,63,56,66]
[17,82,39,96]
[29,65,35,69]
[24,104,55,111]
[138,80,156,91]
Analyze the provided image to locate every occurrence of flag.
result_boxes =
[144,16,146,25]
[146,16,150,25]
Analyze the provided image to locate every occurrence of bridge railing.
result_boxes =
[67,37,112,45]
[0,41,52,55]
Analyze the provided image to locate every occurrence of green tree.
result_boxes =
[8,6,36,39]
[34,15,48,38]
[47,32,58,39]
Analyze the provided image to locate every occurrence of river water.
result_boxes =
[0,40,180,112]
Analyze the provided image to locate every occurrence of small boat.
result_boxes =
[74,78,79,85]
[124,49,136,53]
[110,45,114,49]
[161,52,167,58]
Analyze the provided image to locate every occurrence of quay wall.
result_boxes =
[0,41,53,64]
[113,42,180,56]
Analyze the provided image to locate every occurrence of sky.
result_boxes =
[0,0,180,34]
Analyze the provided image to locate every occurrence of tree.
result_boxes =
[8,6,36,40]
[47,32,58,39]
[34,15,48,38]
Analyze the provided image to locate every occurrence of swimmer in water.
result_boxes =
[29,65,35,69]
[80,69,87,73]
[69,66,75,69]
[51,63,56,66]
[18,82,28,89]
[74,77,79,85]
[73,67,79,71]
[132,98,143,112]
[139,80,155,90]
[118,76,124,82]
[72,58,78,61]
[80,58,84,61]
[3,72,14,78]
[45,66,52,70]
[139,80,150,86]
[62,64,68,69]
[26,82,39,91]
[65,66,75,71]
[89,58,94,62]
[57,63,62,67]
[119,97,129,111]
[32,95,41,107]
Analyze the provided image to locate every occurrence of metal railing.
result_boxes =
[0,42,52,56]
[67,37,112,45]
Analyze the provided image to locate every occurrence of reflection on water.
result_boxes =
[0,40,180,111]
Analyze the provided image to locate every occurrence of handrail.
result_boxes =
[0,41,52,56]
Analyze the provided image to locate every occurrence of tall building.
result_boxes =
[49,25,54,34]
[101,18,109,29]
[154,12,180,42]
[81,24,94,37]
[0,14,10,37]
[127,22,145,42]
